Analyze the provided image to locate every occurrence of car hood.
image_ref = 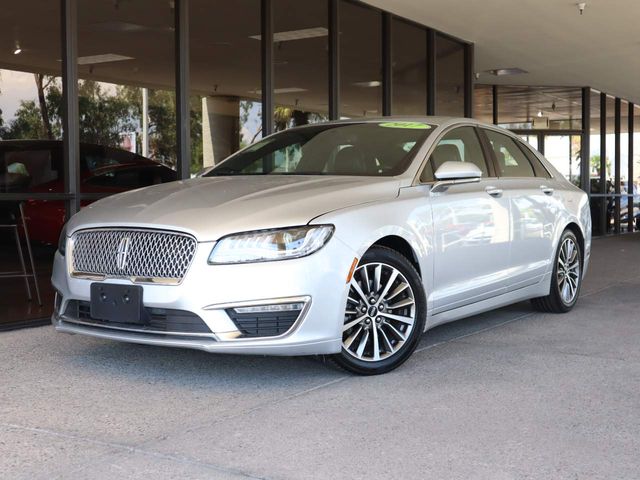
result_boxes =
[67,175,401,241]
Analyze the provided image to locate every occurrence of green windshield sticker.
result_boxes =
[379,121,431,129]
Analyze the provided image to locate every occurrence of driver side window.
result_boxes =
[420,127,488,183]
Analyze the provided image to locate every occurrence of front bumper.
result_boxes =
[52,235,357,356]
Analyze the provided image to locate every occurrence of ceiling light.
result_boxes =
[577,2,586,14]
[77,53,135,65]
[250,27,328,42]
[13,41,21,55]
[485,67,528,76]
[353,81,382,88]
[537,110,543,117]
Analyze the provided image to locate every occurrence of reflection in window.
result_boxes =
[0,1,62,325]
[78,0,178,182]
[190,0,262,171]
[485,129,535,178]
[273,0,329,131]
[340,1,382,118]
[208,122,433,176]
[392,19,427,115]
[421,126,486,182]
[435,34,464,116]
[497,86,582,130]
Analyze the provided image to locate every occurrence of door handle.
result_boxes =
[485,186,503,197]
[540,185,554,195]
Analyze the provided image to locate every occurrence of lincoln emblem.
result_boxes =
[116,237,131,271]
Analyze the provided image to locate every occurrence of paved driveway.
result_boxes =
[1,234,639,479]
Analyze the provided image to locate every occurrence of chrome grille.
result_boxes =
[71,229,197,283]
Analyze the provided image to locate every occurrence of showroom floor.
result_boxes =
[1,234,639,479]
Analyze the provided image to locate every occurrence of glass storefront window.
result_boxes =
[633,105,640,232]
[0,3,61,326]
[392,19,427,116]
[588,89,606,236]
[620,100,630,232]
[273,0,328,131]
[604,95,616,233]
[190,0,262,171]
[543,135,581,187]
[78,0,178,185]
[435,34,464,116]
[340,1,382,118]
[497,86,582,130]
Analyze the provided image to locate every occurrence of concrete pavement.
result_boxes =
[1,234,639,479]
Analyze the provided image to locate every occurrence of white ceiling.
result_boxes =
[363,0,640,104]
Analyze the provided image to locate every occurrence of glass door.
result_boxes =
[543,134,582,188]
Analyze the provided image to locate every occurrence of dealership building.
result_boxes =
[0,0,638,328]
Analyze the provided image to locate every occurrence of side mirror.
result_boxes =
[431,161,482,193]
[434,161,482,180]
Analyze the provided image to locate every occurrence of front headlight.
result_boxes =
[58,224,68,256]
[208,225,334,264]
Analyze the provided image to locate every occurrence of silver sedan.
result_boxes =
[52,118,591,374]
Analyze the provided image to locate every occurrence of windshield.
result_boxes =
[205,122,434,177]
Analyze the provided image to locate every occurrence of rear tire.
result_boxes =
[331,246,426,375]
[531,229,582,313]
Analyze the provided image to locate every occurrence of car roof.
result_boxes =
[296,116,483,127]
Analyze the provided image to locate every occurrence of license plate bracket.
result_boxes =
[90,283,144,324]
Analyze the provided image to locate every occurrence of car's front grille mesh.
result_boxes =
[71,229,197,282]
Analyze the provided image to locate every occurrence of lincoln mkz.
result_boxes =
[52,118,591,374]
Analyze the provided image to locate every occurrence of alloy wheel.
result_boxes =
[342,262,416,362]
[557,237,580,304]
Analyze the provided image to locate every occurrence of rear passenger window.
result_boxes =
[484,129,535,178]
[420,127,488,182]
[519,142,551,178]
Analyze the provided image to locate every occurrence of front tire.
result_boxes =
[331,246,426,375]
[532,229,582,313]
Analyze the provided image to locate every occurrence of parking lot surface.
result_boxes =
[1,234,639,479]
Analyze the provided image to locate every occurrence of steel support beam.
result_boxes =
[61,0,79,216]
[492,85,498,125]
[580,87,590,194]
[261,0,273,136]
[629,102,634,232]
[175,0,191,179]
[464,43,474,118]
[382,13,392,116]
[426,29,435,115]
[328,0,340,120]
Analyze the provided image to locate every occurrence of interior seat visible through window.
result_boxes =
[483,129,536,178]
[420,126,488,182]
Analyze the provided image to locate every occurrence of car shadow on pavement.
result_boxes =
[62,301,537,385]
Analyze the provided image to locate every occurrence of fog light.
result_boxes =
[233,302,305,314]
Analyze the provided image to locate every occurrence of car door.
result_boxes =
[422,126,511,314]
[481,128,556,290]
